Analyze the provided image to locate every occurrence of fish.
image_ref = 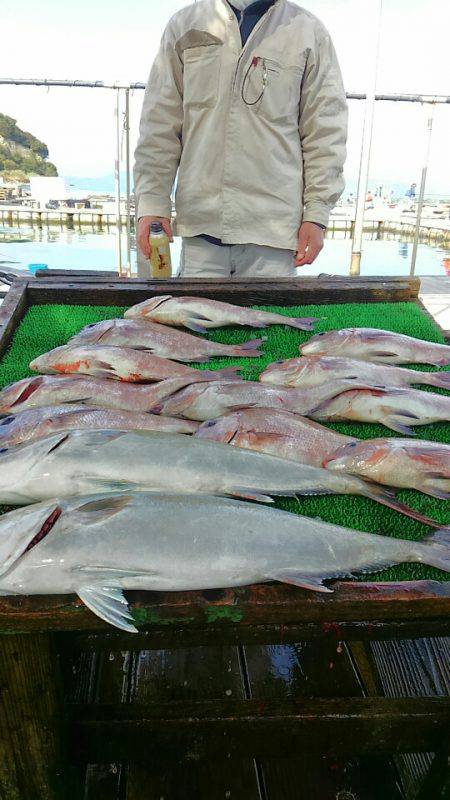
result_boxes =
[124,295,319,333]
[325,438,450,501]
[196,408,356,468]
[309,386,450,434]
[0,405,198,448]
[29,344,240,383]
[301,328,450,366]
[0,492,447,632]
[195,409,445,527]
[260,355,450,391]
[0,428,418,513]
[152,379,372,421]
[0,373,222,415]
[69,318,264,361]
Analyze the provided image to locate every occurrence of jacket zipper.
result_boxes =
[231,3,278,91]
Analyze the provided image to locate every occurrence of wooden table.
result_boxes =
[0,274,449,799]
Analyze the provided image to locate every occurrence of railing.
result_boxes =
[1,77,449,277]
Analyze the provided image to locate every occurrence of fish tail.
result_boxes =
[360,483,444,528]
[427,371,450,389]
[417,527,450,572]
[285,316,322,331]
[205,367,241,380]
[231,338,264,357]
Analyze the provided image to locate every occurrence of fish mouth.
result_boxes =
[23,506,62,554]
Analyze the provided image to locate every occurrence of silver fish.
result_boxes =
[69,318,264,361]
[152,379,371,421]
[309,386,450,434]
[301,328,450,366]
[29,344,239,383]
[0,405,198,447]
[0,373,220,414]
[0,492,447,631]
[125,295,319,333]
[195,408,445,527]
[260,355,450,391]
[325,438,450,501]
[0,428,406,509]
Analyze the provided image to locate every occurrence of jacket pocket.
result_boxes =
[183,45,222,109]
[246,57,305,123]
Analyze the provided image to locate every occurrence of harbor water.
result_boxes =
[1,222,449,277]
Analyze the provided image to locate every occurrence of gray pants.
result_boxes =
[179,237,296,277]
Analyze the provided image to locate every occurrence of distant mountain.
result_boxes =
[0,114,58,182]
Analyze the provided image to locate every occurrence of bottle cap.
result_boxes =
[150,222,164,234]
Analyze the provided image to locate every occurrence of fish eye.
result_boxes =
[203,420,217,428]
[0,416,14,426]
[0,447,9,454]
[275,360,284,365]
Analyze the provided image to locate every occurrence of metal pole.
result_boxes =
[114,88,123,276]
[350,0,383,276]
[124,88,132,277]
[410,103,435,276]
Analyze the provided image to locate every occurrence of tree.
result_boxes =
[0,113,57,176]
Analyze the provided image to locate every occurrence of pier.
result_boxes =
[1,205,449,245]
[0,205,134,228]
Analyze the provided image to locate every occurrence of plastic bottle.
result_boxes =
[149,222,172,278]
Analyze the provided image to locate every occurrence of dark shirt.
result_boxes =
[199,0,325,247]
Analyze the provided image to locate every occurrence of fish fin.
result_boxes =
[72,430,127,447]
[383,416,417,435]
[227,487,275,504]
[238,337,265,353]
[359,482,444,528]
[429,358,450,367]
[184,317,210,334]
[89,366,117,379]
[418,528,450,572]
[428,371,450,389]
[77,585,138,632]
[422,484,450,501]
[267,570,333,593]
[371,351,400,358]
[87,478,141,494]
[71,494,133,524]
[286,317,321,331]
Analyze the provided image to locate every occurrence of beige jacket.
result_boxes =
[134,0,348,249]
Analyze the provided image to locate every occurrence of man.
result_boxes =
[135,0,347,277]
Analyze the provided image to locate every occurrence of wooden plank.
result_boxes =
[0,581,448,635]
[0,280,29,358]
[0,634,66,799]
[28,276,420,307]
[125,646,260,799]
[415,744,450,800]
[125,761,260,800]
[415,297,450,341]
[371,637,450,799]
[69,696,450,762]
[60,617,450,652]
[243,640,403,799]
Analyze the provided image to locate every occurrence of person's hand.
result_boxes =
[137,216,174,258]
[295,222,324,267]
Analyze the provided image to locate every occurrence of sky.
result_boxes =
[1,0,449,196]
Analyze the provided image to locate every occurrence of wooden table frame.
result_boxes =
[0,274,449,799]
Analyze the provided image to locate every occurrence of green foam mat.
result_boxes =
[0,300,448,583]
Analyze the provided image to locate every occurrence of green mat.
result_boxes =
[0,300,448,584]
